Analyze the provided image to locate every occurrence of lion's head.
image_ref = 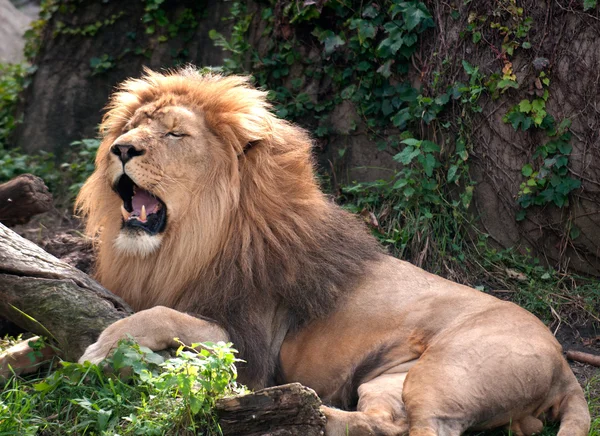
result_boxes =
[79,69,315,252]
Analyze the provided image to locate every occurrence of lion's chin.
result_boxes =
[113,231,163,257]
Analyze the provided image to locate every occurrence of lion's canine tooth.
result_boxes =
[121,205,130,220]
[141,205,147,222]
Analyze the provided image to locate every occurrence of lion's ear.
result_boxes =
[241,140,260,156]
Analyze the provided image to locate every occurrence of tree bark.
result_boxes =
[0,222,132,361]
[0,174,53,226]
[217,383,326,436]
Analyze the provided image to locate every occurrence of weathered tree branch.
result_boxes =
[0,222,132,361]
[566,350,600,367]
[0,174,53,226]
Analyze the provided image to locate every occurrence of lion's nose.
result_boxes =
[110,143,145,164]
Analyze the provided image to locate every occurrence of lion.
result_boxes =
[76,67,590,436]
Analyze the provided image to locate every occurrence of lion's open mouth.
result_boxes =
[115,174,167,235]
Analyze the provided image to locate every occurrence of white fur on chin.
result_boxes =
[114,231,163,257]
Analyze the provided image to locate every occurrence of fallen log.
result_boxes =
[0,174,53,226]
[0,222,132,361]
[0,223,327,434]
[217,383,326,435]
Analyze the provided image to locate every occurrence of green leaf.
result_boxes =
[505,110,533,131]
[323,34,345,55]
[552,192,567,208]
[357,20,377,43]
[423,153,436,177]
[391,108,411,129]
[447,164,459,183]
[381,99,394,116]
[401,4,433,31]
[404,186,416,198]
[362,5,379,18]
[472,31,481,44]
[557,141,572,155]
[556,177,581,195]
[377,60,393,78]
[570,225,581,240]
[538,188,555,204]
[189,395,203,415]
[462,60,476,76]
[583,0,597,11]
[516,209,527,221]
[393,178,409,189]
[531,99,545,113]
[394,146,420,164]
[522,164,534,177]
[497,79,519,90]
[401,138,421,147]
[518,99,532,113]
[555,155,568,168]
[557,118,572,134]
[421,140,440,152]
[522,41,532,49]
[340,85,356,99]
[462,186,474,208]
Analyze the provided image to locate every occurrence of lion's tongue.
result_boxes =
[132,189,160,216]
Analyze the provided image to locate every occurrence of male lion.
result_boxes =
[77,68,590,436]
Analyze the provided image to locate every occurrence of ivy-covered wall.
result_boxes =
[210,0,600,276]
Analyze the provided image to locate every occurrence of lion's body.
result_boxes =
[77,69,590,435]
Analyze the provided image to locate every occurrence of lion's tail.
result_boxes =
[556,380,590,436]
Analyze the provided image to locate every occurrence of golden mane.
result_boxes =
[76,67,382,386]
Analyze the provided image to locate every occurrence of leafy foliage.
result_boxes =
[0,138,100,207]
[501,71,581,218]
[89,54,115,76]
[583,0,598,11]
[517,130,581,214]
[0,339,244,435]
[0,63,30,145]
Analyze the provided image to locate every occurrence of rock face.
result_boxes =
[442,5,600,276]
[0,0,32,63]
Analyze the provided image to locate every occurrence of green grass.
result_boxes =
[0,339,244,435]
[588,375,600,436]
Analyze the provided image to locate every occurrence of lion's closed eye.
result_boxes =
[165,132,186,138]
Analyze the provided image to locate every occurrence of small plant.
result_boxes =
[503,72,551,130]
[0,339,245,435]
[517,129,581,214]
[90,54,115,76]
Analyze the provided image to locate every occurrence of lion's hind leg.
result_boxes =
[323,372,409,436]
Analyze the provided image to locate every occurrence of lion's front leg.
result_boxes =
[78,306,230,364]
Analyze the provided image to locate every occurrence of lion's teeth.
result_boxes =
[121,205,130,220]
[140,205,147,222]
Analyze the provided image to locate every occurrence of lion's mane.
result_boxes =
[76,68,382,386]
